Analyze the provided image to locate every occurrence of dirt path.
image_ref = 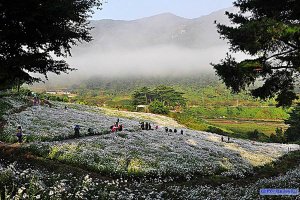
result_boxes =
[100,107,185,128]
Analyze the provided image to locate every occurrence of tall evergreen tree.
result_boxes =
[212,0,300,107]
[132,87,151,105]
[132,85,186,108]
[153,85,186,108]
[285,104,300,142]
[0,0,102,89]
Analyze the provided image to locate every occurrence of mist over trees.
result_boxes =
[0,0,102,90]
[213,0,300,107]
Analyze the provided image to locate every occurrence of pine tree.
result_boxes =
[285,104,300,142]
[212,0,300,107]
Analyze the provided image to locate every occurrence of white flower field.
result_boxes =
[1,97,299,199]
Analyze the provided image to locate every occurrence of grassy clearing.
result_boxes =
[172,107,289,141]
[187,106,290,120]
[206,119,287,136]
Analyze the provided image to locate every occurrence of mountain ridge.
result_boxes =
[84,7,238,51]
[40,7,239,85]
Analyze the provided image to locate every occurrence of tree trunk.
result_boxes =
[17,78,20,93]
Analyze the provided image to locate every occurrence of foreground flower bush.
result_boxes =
[0,160,111,199]
[1,158,299,199]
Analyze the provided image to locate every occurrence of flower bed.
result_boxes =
[27,127,299,179]
[3,102,139,142]
[1,158,299,199]
[3,100,299,179]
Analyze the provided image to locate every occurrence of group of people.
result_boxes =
[221,136,231,142]
[74,118,125,138]
[140,122,158,130]
[165,127,184,135]
[110,118,123,132]
[30,94,53,108]
[140,122,184,135]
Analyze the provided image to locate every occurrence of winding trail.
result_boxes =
[100,107,185,128]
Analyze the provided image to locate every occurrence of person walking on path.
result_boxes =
[16,125,23,143]
[140,122,145,130]
[145,122,149,130]
[74,125,80,138]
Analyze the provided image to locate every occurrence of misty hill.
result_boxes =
[76,74,219,94]
[77,7,236,52]
[38,7,239,87]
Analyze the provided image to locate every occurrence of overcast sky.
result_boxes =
[92,0,234,20]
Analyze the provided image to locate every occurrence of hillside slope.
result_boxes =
[1,98,300,199]
[2,100,299,179]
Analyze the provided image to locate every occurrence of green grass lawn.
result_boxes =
[187,106,290,120]
[171,106,289,141]
[206,119,287,136]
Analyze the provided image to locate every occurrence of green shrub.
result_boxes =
[149,100,169,114]
[206,126,232,136]
[0,99,12,120]
[269,127,286,143]
[247,129,260,140]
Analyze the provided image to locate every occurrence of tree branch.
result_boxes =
[270,66,295,70]
[265,49,296,60]
[279,39,298,49]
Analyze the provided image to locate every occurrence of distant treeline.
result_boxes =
[70,74,219,95]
